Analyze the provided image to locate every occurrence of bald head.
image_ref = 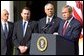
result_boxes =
[1,9,9,22]
[44,3,54,17]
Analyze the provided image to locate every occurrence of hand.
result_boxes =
[53,32,58,35]
[21,46,28,53]
[18,46,26,53]
[24,46,28,50]
[18,46,24,50]
[18,46,28,54]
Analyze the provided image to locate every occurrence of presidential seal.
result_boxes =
[37,36,48,52]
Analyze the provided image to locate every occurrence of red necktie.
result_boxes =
[62,21,68,36]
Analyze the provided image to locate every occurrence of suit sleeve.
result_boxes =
[64,22,82,42]
[26,21,37,47]
[12,23,20,48]
[33,21,38,33]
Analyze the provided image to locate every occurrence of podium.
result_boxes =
[30,33,75,55]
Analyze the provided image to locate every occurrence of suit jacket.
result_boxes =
[12,20,37,55]
[58,17,82,54]
[38,15,61,34]
[1,22,14,55]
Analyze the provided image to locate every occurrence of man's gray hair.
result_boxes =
[44,3,54,9]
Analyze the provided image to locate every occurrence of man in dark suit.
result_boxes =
[12,7,37,55]
[58,5,82,55]
[1,9,14,55]
[38,3,61,34]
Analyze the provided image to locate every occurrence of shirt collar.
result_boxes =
[46,15,54,19]
[46,15,54,23]
[23,20,28,23]
[67,16,73,23]
[1,20,8,25]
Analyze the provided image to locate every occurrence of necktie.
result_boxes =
[23,22,26,36]
[62,21,68,36]
[48,18,50,23]
[4,23,8,38]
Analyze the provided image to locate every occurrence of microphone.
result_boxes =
[41,22,52,33]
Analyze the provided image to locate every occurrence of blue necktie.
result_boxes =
[23,22,26,36]
[4,23,8,38]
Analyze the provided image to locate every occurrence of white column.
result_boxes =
[1,1,14,22]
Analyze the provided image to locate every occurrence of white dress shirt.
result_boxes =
[1,20,9,32]
[46,15,54,24]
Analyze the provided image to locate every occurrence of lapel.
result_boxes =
[8,22,10,33]
[42,17,46,28]
[7,22,10,38]
[50,15,57,26]
[1,23,6,39]
[51,15,55,22]
[60,20,65,35]
[24,21,31,38]
[48,16,55,33]
[65,18,74,34]
[50,15,58,27]
[44,17,46,26]
[19,20,23,38]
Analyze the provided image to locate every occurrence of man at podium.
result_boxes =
[58,5,82,55]
[37,3,61,34]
